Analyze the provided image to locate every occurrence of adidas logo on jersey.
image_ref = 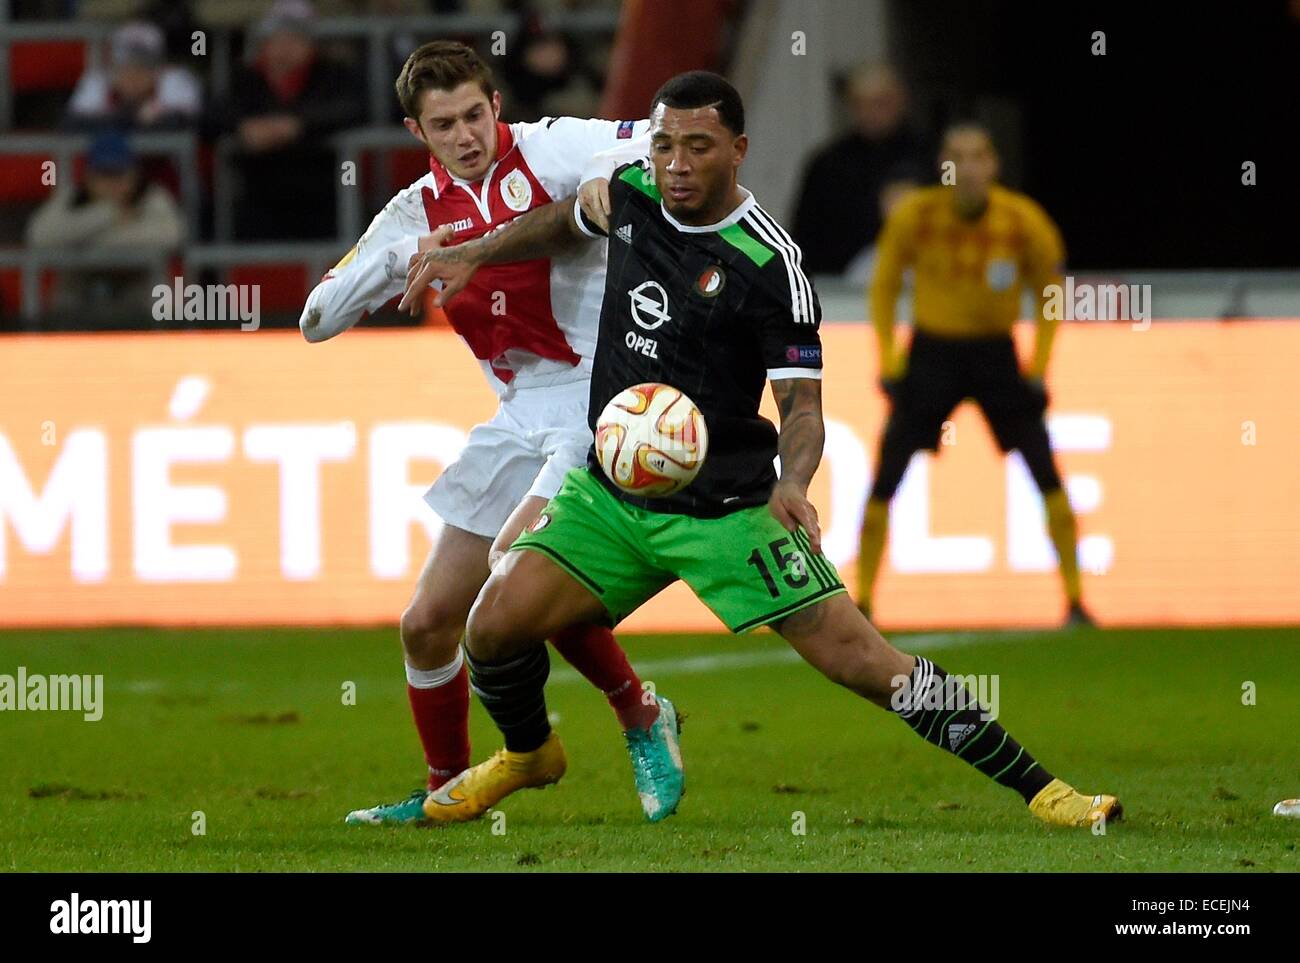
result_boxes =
[947,723,977,751]
[615,223,633,244]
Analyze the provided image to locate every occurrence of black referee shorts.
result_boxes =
[870,329,1061,501]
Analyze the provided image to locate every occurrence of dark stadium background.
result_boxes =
[1,0,1295,334]
[895,0,1299,269]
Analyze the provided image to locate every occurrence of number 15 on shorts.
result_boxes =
[747,536,810,598]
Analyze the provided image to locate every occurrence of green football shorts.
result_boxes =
[510,467,846,633]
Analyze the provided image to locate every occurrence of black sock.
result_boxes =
[891,656,1054,804]
[467,646,551,753]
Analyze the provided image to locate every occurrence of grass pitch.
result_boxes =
[1,626,1296,872]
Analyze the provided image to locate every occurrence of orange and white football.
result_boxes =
[595,383,709,497]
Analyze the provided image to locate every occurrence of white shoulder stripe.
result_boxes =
[755,206,815,325]
[743,207,811,324]
[740,212,804,325]
[748,206,815,327]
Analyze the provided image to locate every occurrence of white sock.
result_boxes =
[405,647,464,689]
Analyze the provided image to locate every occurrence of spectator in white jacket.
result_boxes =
[64,20,202,132]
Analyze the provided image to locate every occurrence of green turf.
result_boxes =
[0,626,1296,872]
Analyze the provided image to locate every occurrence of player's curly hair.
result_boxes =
[396,40,496,120]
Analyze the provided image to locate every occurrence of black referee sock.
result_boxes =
[467,645,552,753]
[891,656,1054,803]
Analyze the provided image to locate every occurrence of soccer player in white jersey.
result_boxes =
[299,40,683,825]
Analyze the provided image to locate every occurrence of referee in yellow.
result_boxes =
[858,122,1093,627]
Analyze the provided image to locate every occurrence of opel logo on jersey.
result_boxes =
[500,169,533,212]
[696,266,726,297]
[629,280,671,330]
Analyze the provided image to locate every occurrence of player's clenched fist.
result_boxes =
[768,478,822,555]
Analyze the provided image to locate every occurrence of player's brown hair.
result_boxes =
[395,40,496,121]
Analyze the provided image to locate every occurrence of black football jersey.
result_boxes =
[578,160,823,517]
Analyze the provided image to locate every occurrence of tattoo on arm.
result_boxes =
[447,197,589,266]
[771,377,825,491]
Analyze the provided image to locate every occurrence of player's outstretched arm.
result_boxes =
[769,377,827,553]
[302,228,452,341]
[398,196,591,313]
[300,186,431,342]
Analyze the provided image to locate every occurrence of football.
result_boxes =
[595,383,709,497]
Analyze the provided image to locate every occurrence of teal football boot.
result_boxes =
[344,789,430,826]
[624,694,684,823]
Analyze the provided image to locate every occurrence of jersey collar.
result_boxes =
[659,186,755,233]
[428,121,516,195]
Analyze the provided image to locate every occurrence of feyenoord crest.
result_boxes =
[695,265,725,297]
[500,168,532,211]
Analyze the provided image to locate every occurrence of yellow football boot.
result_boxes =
[422,731,567,823]
[1029,777,1124,828]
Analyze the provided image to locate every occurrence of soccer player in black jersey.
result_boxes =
[400,71,1121,828]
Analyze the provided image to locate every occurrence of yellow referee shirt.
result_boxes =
[870,184,1066,377]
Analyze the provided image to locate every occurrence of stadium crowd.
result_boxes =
[2,0,943,329]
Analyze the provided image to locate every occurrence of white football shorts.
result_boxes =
[423,377,592,539]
